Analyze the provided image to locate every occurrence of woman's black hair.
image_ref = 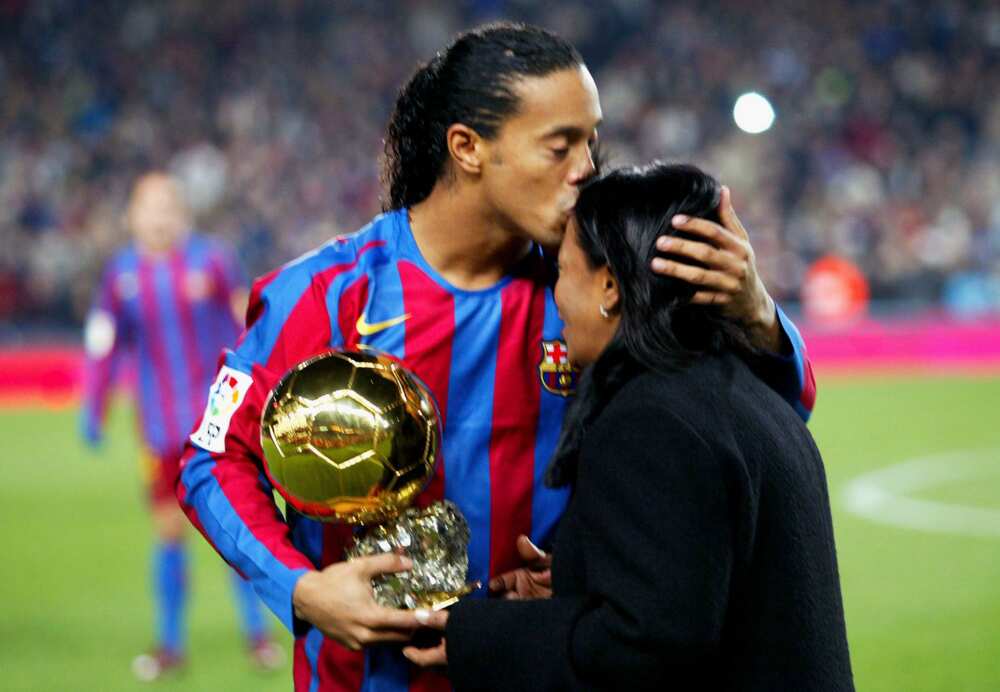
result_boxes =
[547,162,756,486]
[381,22,583,211]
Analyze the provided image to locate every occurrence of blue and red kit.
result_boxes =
[82,233,245,463]
[178,210,816,691]
[81,232,273,659]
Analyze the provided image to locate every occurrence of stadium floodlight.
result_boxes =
[733,92,776,134]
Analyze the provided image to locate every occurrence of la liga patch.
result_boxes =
[190,366,253,453]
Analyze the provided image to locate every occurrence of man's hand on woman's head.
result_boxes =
[650,185,784,354]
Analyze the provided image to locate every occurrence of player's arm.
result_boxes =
[178,348,314,631]
[177,273,422,646]
[753,304,816,422]
[80,262,130,447]
[651,185,816,421]
[207,240,251,325]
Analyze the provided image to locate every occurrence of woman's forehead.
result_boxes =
[559,217,581,256]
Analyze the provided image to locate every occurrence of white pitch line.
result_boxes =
[842,448,1000,537]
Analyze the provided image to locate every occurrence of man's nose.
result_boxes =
[569,146,596,185]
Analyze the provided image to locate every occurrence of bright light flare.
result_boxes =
[733,92,776,134]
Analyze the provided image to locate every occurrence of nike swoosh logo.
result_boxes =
[356,313,411,336]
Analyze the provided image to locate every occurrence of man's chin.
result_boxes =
[539,219,570,250]
[538,231,563,252]
[518,215,567,250]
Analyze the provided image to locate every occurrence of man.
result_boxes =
[82,172,282,681]
[178,23,815,691]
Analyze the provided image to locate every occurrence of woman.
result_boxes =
[405,163,853,691]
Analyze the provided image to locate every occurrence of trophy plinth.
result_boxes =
[347,501,478,610]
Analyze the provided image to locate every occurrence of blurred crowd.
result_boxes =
[2,0,999,332]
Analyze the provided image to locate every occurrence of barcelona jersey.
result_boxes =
[81,234,244,456]
[178,210,815,691]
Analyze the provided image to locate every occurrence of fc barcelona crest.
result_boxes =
[538,340,579,397]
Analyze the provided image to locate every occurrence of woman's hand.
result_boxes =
[651,186,783,353]
[402,609,449,667]
[489,535,553,600]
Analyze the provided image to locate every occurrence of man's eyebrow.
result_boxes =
[542,121,602,141]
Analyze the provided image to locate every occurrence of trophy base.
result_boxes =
[346,500,476,610]
[408,581,481,611]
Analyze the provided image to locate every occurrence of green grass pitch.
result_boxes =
[2,374,998,691]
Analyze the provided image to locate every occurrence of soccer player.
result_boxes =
[178,24,816,691]
[81,172,283,681]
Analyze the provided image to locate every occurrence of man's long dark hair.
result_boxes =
[547,162,755,486]
[381,22,582,211]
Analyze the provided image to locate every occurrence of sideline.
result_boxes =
[842,448,1000,537]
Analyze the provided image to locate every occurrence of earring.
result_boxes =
[599,304,610,319]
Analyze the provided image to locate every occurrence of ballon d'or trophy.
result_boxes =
[260,350,477,610]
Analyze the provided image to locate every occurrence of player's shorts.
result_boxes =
[140,446,183,506]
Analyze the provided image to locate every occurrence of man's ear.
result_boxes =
[446,123,484,175]
[601,268,620,314]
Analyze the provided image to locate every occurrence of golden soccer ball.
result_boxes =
[260,350,440,524]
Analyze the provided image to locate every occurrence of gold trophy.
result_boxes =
[259,349,476,610]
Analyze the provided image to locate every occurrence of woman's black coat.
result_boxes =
[446,353,854,691]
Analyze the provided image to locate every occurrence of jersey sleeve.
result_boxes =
[754,304,817,422]
[80,261,130,446]
[207,239,250,324]
[176,265,342,632]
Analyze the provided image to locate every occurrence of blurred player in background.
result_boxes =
[80,172,283,681]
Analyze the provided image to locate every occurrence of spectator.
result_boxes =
[1,0,998,330]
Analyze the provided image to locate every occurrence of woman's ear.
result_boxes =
[600,268,620,314]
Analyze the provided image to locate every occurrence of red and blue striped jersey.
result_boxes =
[177,210,815,692]
[81,234,244,456]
